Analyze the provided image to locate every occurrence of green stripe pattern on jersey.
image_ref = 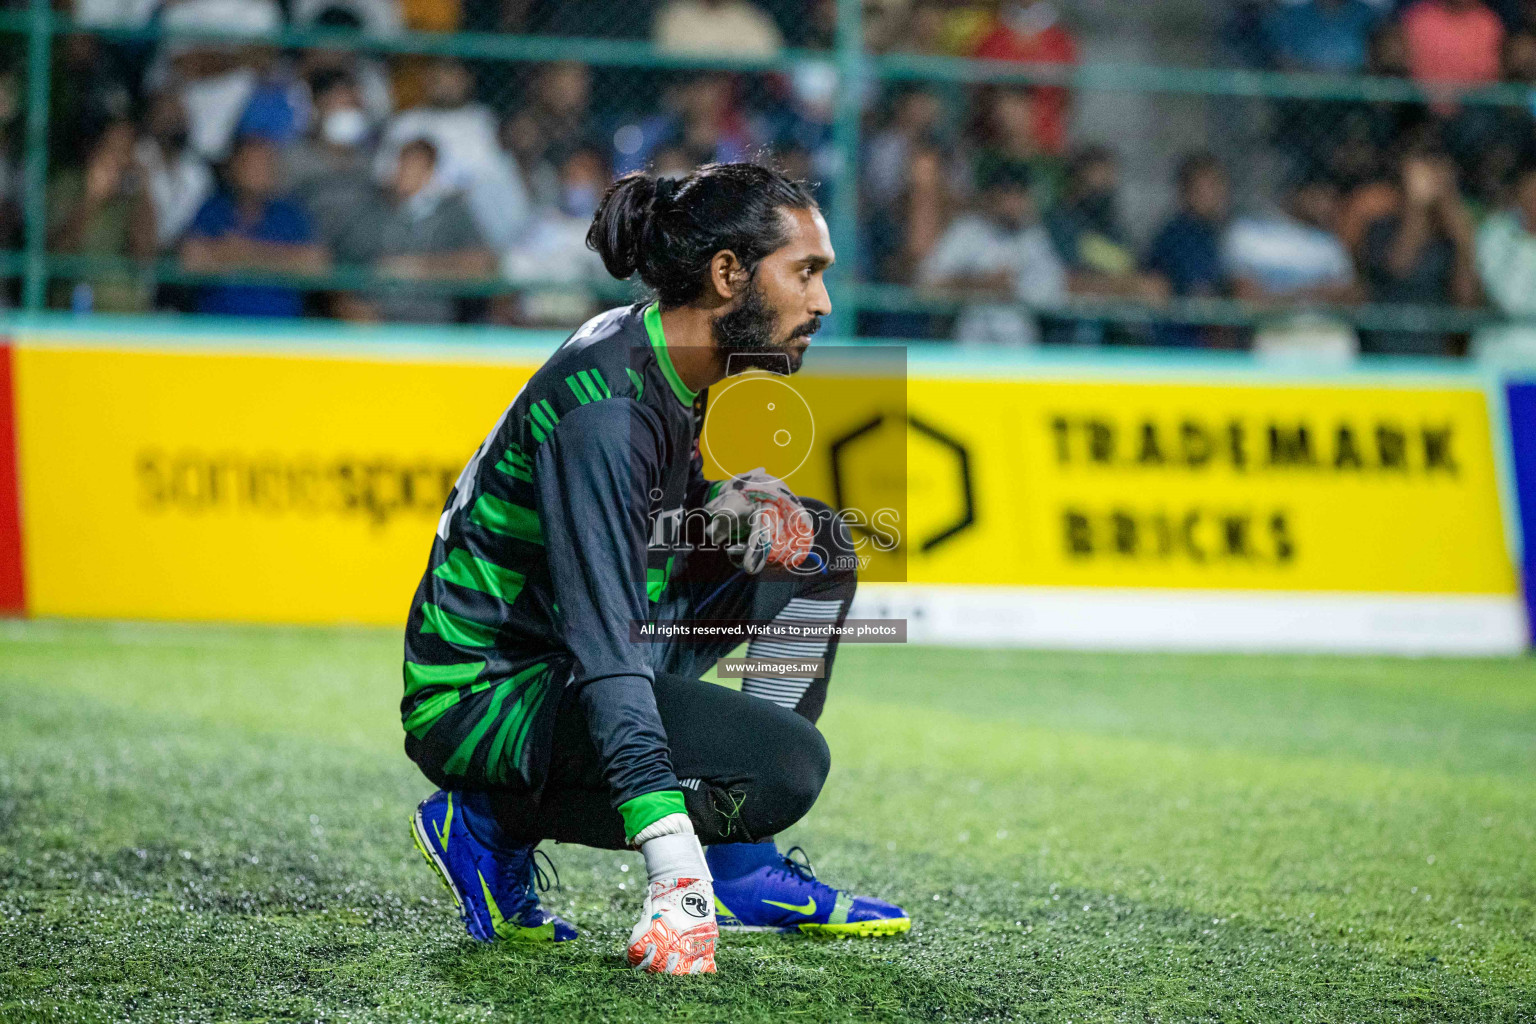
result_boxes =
[401,339,646,789]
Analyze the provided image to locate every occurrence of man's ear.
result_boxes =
[708,249,747,302]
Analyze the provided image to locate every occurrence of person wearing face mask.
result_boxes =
[294,8,397,125]
[1045,145,1165,301]
[134,89,215,252]
[1044,144,1169,343]
[501,147,614,324]
[285,70,377,253]
[333,138,493,323]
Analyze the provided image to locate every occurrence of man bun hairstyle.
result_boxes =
[586,162,818,308]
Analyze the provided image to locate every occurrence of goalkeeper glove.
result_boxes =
[627,816,718,975]
[703,469,814,574]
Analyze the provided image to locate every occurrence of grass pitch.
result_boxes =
[1,620,1532,1022]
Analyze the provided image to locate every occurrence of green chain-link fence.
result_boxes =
[1,0,1535,356]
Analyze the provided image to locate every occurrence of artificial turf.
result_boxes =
[0,618,1532,1022]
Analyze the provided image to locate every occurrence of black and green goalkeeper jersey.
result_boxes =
[402,302,712,837]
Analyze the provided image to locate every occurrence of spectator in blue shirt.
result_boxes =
[1145,152,1232,346]
[181,136,328,317]
[1263,0,1381,73]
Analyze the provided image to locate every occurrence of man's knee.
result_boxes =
[786,717,831,812]
[752,710,830,837]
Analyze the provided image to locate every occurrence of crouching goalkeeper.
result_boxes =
[400,162,909,975]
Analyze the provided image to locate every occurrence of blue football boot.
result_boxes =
[708,841,911,937]
[410,790,578,942]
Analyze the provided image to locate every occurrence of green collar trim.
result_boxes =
[642,302,697,407]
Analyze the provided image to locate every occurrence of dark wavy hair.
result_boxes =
[585,162,818,308]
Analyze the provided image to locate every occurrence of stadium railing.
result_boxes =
[0,0,1534,348]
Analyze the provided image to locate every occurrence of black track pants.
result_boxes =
[487,672,830,850]
[647,497,860,723]
[482,498,856,847]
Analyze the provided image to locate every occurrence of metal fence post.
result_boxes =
[829,0,862,340]
[21,0,51,311]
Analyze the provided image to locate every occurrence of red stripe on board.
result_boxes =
[0,341,24,614]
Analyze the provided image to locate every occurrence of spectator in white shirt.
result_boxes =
[920,156,1066,346]
[653,0,783,58]
[502,148,609,285]
[376,58,529,252]
[1476,162,1536,316]
[1474,162,1536,359]
[502,147,612,324]
[1225,174,1361,303]
[154,0,284,161]
[134,89,214,250]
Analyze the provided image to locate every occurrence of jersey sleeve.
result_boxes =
[684,443,718,510]
[533,397,684,835]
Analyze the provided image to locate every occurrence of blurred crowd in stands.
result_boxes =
[10,0,1536,355]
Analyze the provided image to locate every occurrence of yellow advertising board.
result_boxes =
[10,332,1518,630]
[16,343,540,623]
[899,377,1514,595]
